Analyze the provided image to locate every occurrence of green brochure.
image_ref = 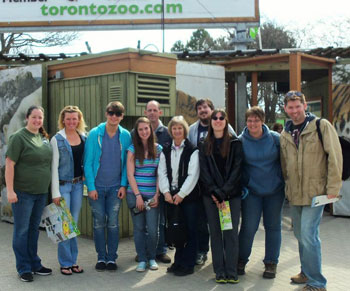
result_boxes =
[219,201,232,231]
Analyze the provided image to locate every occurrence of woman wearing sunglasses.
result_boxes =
[126,117,162,272]
[238,106,285,279]
[198,109,243,284]
[51,105,87,275]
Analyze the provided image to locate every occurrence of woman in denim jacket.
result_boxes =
[51,106,87,275]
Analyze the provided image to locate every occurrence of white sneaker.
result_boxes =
[149,259,158,270]
[136,261,147,272]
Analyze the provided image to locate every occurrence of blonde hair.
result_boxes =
[284,91,306,105]
[58,105,87,134]
[168,116,189,139]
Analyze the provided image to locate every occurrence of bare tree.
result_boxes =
[282,16,350,48]
[0,32,79,54]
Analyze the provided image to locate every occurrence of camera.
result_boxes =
[132,198,155,214]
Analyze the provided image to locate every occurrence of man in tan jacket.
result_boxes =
[280,91,342,291]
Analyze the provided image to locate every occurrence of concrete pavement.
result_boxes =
[0,205,349,291]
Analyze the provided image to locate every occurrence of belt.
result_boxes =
[59,176,83,186]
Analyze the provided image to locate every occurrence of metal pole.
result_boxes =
[162,0,165,52]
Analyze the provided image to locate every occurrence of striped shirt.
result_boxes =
[127,143,162,198]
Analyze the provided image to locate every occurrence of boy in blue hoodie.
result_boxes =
[84,101,131,272]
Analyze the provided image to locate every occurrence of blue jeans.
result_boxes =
[126,193,159,262]
[156,195,167,255]
[88,185,121,262]
[174,201,198,269]
[11,191,47,275]
[57,181,83,267]
[239,191,285,264]
[291,205,327,288]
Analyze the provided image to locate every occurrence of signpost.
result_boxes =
[0,0,259,32]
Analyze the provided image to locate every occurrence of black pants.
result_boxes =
[203,195,241,277]
[196,198,210,254]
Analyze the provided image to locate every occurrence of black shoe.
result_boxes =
[215,275,227,284]
[237,260,246,275]
[156,254,171,264]
[33,266,52,276]
[95,261,106,272]
[174,266,194,276]
[226,276,239,284]
[135,255,139,262]
[19,273,33,282]
[106,262,117,271]
[263,263,277,279]
[167,263,180,273]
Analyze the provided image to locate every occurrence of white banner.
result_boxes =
[0,0,259,31]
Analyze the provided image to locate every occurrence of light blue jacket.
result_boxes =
[84,122,131,192]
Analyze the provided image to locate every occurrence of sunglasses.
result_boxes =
[212,116,225,121]
[286,91,303,97]
[107,111,122,117]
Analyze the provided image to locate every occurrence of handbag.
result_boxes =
[165,203,188,248]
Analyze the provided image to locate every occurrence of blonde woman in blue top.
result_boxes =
[127,117,162,272]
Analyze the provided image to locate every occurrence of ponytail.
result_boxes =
[39,127,49,139]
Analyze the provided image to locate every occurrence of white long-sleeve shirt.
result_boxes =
[158,140,199,199]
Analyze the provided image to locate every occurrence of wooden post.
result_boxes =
[289,53,302,91]
[328,64,333,122]
[251,71,258,106]
[227,79,236,130]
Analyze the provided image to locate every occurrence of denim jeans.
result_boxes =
[156,195,167,255]
[239,191,285,264]
[57,181,83,267]
[88,185,121,262]
[203,195,241,277]
[126,193,159,262]
[11,191,47,275]
[174,201,198,269]
[291,205,327,288]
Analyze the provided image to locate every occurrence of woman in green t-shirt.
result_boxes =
[5,105,53,283]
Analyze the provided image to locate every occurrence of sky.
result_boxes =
[32,0,350,55]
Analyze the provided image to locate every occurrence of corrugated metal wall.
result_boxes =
[47,71,175,238]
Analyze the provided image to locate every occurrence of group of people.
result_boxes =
[5,90,342,291]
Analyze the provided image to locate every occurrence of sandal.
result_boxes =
[71,265,84,274]
[60,267,72,275]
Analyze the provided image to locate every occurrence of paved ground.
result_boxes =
[0,204,349,291]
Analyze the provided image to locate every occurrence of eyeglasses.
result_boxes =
[247,119,261,123]
[286,91,303,97]
[212,116,225,121]
[107,111,122,117]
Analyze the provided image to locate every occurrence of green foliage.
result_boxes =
[171,28,231,51]
[249,22,297,49]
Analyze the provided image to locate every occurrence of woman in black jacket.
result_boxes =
[198,109,243,284]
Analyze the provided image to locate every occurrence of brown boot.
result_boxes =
[291,272,308,284]
[237,260,246,275]
[263,263,277,279]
